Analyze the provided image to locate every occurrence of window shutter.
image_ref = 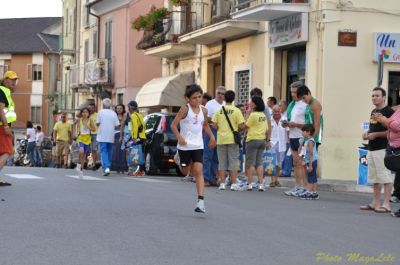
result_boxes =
[27,64,32,81]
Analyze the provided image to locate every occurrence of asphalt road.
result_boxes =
[0,167,398,265]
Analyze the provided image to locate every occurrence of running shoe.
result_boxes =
[284,187,298,196]
[309,192,320,200]
[103,168,110,176]
[294,188,307,197]
[181,174,194,182]
[194,199,206,214]
[299,191,312,200]
[258,184,265,191]
[230,183,243,191]
[218,183,226,190]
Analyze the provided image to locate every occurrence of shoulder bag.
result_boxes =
[222,106,241,146]
[384,146,400,172]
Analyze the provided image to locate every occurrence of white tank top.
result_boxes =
[177,104,204,150]
[80,119,90,135]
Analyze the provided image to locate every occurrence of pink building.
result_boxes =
[89,0,163,105]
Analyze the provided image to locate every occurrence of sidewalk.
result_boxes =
[262,175,373,193]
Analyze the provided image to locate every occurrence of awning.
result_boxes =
[136,71,194,108]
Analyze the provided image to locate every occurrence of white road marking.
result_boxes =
[65,175,107,181]
[125,177,172,183]
[6,174,44,179]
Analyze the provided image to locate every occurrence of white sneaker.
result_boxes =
[230,183,243,191]
[250,182,258,189]
[103,168,110,176]
[194,199,206,214]
[78,170,84,179]
[245,184,253,191]
[258,184,265,191]
[218,183,226,190]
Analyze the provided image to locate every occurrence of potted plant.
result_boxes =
[132,7,169,32]
[170,0,190,6]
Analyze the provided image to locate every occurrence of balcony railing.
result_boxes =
[138,1,234,49]
[69,58,113,89]
[232,0,309,10]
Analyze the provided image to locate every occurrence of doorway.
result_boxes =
[207,58,221,97]
[286,47,306,102]
[388,71,400,107]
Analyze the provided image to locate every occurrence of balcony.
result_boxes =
[178,0,260,45]
[231,0,310,21]
[142,12,197,58]
[69,58,114,92]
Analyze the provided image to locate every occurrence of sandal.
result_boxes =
[374,206,391,213]
[275,181,282,187]
[360,204,375,211]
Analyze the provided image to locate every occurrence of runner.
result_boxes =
[74,107,96,178]
[171,84,216,214]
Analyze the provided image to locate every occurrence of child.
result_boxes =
[74,108,96,178]
[171,84,216,214]
[299,124,319,200]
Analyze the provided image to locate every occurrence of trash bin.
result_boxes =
[358,147,368,185]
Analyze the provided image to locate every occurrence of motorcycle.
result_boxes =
[14,138,30,166]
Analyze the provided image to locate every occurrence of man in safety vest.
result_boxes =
[0,71,18,186]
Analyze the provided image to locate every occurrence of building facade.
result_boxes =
[0,17,61,134]
[140,0,400,181]
[61,0,163,113]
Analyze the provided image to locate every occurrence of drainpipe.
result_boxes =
[87,0,102,104]
[221,38,227,87]
[48,53,56,134]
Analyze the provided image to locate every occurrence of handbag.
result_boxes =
[384,146,400,172]
[222,106,241,145]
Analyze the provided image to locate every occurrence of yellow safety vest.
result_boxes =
[0,85,17,125]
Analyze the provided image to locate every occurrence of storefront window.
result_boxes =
[388,71,400,106]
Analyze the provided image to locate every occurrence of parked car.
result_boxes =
[143,112,179,175]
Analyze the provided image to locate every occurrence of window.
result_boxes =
[92,30,98,58]
[105,20,112,59]
[31,106,42,124]
[0,65,9,78]
[235,70,250,106]
[27,64,42,81]
[117,93,123,105]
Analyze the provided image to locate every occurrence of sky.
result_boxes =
[0,0,62,19]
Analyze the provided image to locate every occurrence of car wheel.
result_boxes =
[145,152,157,175]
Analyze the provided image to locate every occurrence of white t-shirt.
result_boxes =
[205,99,224,118]
[289,100,307,139]
[27,128,36,143]
[36,131,44,147]
[96,109,120,143]
[271,118,289,152]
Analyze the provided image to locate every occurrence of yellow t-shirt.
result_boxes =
[212,105,245,145]
[246,111,268,142]
[53,122,72,142]
[130,112,146,140]
[76,119,92,145]
[89,112,98,134]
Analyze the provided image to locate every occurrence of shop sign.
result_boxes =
[374,32,400,63]
[338,31,357,47]
[268,13,308,48]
